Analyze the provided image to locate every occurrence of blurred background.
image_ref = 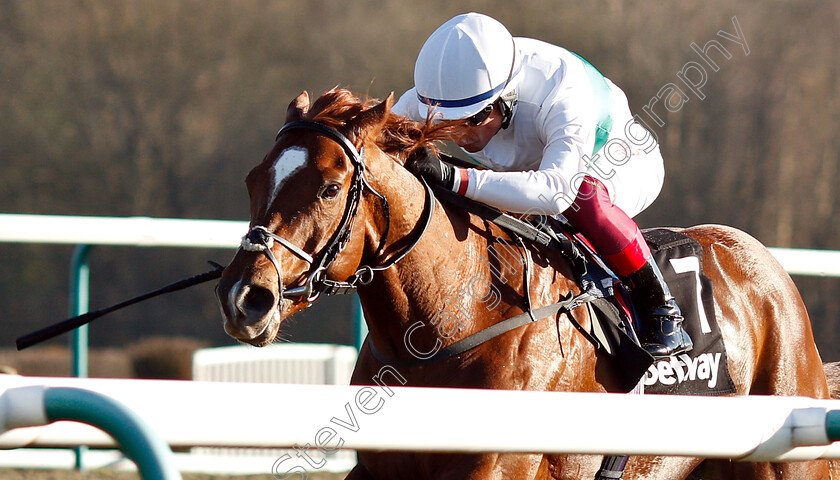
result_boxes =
[2,0,839,376]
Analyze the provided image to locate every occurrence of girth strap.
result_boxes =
[368,291,597,368]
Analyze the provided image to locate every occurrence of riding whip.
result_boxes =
[15,262,225,350]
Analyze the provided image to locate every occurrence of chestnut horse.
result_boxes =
[216,89,839,479]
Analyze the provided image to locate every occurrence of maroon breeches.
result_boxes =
[562,176,650,277]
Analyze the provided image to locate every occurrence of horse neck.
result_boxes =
[355,150,524,359]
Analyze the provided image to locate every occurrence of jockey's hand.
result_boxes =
[407,147,455,190]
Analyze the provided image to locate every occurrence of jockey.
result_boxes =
[392,12,692,357]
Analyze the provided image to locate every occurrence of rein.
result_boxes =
[244,121,600,368]
[366,184,603,368]
[241,120,435,303]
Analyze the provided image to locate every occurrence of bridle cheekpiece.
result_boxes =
[239,120,435,304]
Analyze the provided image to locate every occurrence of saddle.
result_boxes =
[430,184,735,396]
[576,226,736,396]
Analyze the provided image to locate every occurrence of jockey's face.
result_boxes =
[450,102,504,153]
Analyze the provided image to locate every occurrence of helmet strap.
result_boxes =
[498,90,517,130]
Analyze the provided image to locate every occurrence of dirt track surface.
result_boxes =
[0,470,344,480]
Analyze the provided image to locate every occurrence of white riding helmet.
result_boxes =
[414,13,520,121]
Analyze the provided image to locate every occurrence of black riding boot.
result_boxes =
[622,258,693,357]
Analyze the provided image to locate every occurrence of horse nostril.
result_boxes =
[237,284,276,319]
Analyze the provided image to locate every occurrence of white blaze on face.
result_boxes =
[268,146,308,209]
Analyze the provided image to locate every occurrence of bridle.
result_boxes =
[233,120,604,375]
[239,120,435,304]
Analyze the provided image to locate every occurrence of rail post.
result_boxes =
[354,295,368,351]
[69,244,92,470]
[0,385,182,480]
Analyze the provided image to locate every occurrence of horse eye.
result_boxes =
[321,183,341,199]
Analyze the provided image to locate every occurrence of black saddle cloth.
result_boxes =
[586,228,736,396]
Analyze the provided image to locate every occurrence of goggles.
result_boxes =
[465,102,494,126]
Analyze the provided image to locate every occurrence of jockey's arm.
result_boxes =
[392,85,596,217]
[457,85,598,216]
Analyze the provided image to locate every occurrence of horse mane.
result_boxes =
[306,88,460,161]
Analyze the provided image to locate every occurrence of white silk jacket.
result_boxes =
[393,37,665,218]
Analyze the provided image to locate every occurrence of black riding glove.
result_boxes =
[407,147,456,190]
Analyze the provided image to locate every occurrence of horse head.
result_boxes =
[216,89,440,346]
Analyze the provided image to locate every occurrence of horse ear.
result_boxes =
[285,91,310,124]
[348,92,394,143]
